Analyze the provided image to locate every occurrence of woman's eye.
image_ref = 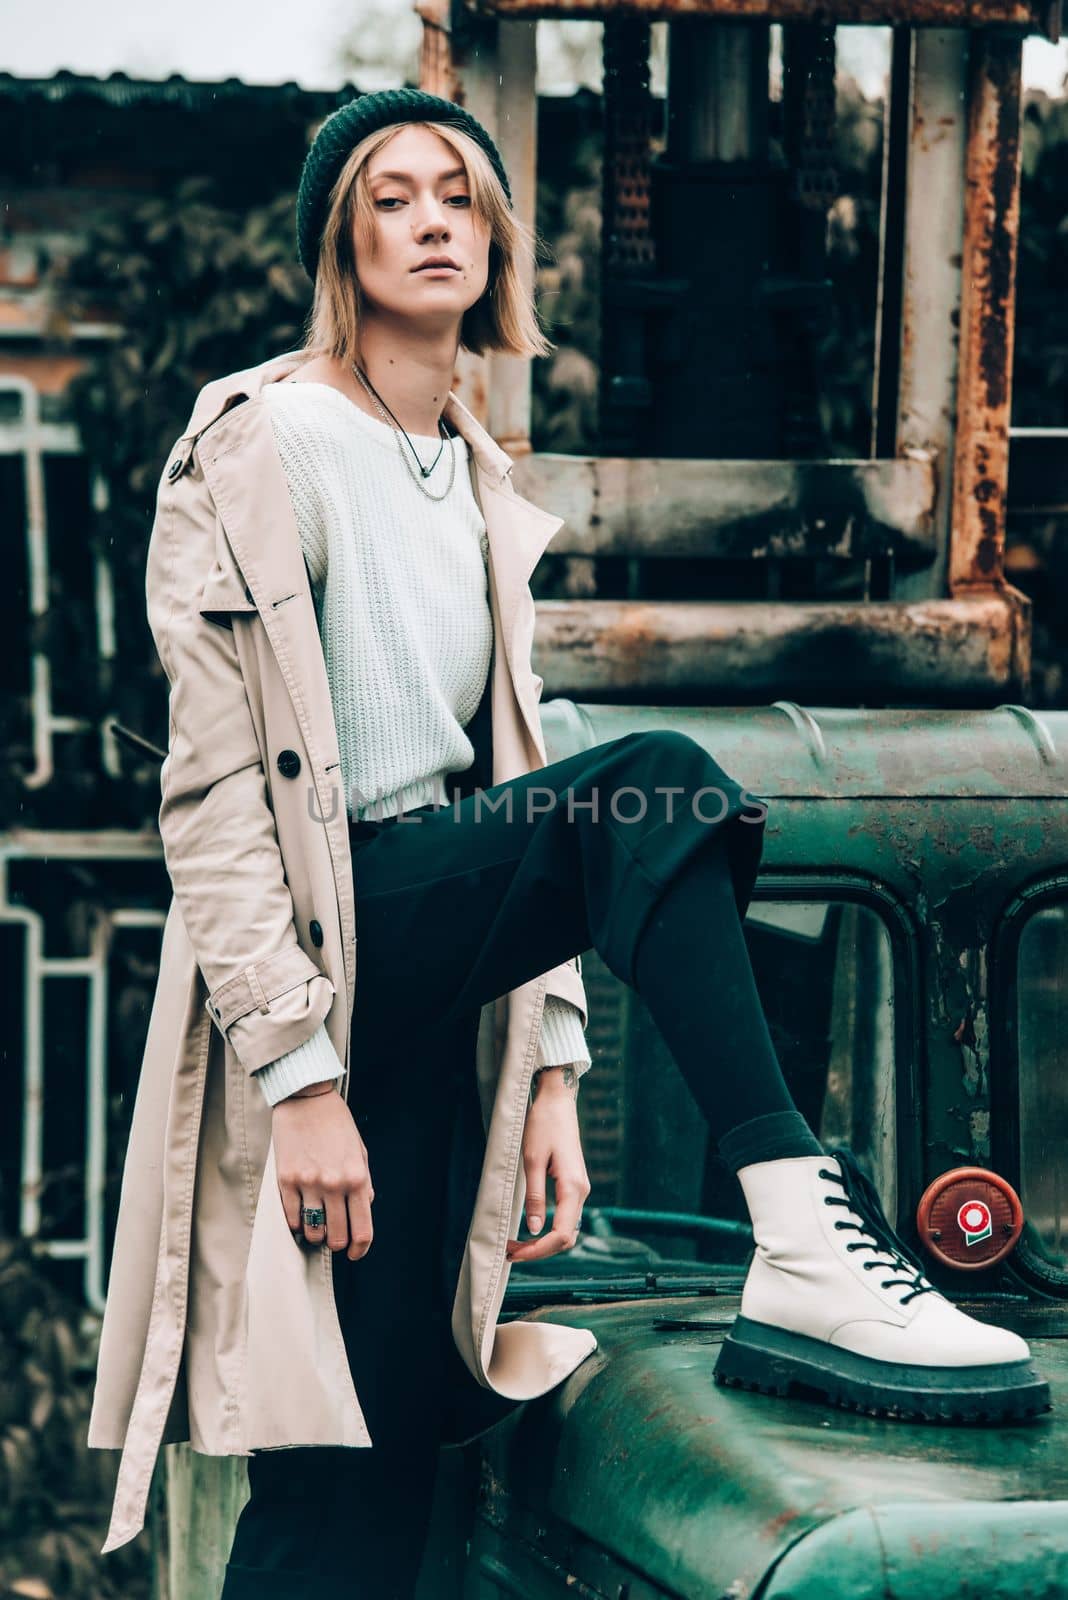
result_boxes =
[374,196,470,208]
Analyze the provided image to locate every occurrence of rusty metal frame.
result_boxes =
[950,32,1025,596]
[427,3,1040,701]
[460,0,1059,34]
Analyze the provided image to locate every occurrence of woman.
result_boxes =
[88,89,1044,1596]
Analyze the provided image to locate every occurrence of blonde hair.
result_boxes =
[302,119,554,363]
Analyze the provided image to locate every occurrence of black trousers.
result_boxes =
[221,730,819,1599]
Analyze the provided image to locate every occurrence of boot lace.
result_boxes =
[819,1145,938,1307]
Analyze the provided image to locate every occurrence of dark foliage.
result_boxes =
[0,1233,150,1597]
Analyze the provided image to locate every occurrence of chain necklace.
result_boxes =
[351,361,456,502]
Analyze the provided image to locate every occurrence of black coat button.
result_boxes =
[309,919,324,948]
[167,458,183,482]
[276,749,301,779]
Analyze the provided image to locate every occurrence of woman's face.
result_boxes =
[355,124,492,330]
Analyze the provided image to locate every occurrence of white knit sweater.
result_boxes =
[253,380,591,1105]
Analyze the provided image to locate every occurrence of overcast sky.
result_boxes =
[3,0,1066,99]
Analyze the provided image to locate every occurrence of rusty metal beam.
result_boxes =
[462,0,1054,31]
[950,32,1024,594]
[514,453,936,561]
[532,593,1031,701]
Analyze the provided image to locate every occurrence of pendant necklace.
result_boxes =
[351,361,456,502]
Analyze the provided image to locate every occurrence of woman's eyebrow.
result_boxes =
[370,166,468,184]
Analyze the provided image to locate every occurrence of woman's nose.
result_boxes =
[415,196,450,235]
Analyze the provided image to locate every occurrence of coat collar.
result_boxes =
[182,347,516,487]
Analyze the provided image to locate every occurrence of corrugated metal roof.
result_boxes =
[0,68,363,111]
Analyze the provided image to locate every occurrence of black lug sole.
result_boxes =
[713,1315,1052,1424]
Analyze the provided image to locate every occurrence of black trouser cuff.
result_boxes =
[717,1109,824,1173]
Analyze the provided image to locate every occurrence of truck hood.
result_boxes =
[481,1294,1068,1599]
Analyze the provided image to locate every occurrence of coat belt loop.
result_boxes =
[245,964,271,1014]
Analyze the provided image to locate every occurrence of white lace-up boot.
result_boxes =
[713,1148,1050,1422]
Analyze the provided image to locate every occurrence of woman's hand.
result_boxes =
[272,1087,375,1260]
[506,1066,591,1264]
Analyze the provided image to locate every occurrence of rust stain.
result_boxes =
[976,46,1022,414]
[605,609,664,665]
[953,1015,977,1048]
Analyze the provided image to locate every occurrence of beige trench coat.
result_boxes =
[86,348,596,1555]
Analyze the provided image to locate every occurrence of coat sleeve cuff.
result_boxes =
[205,945,337,1073]
[537,995,592,1077]
[253,1022,343,1107]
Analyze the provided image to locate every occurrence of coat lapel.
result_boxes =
[479,475,563,667]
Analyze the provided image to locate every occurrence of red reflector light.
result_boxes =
[915,1167,1024,1271]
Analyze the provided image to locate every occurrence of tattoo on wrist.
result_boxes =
[533,1063,579,1096]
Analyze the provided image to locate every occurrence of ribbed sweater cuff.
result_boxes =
[254,1022,344,1107]
[538,996,592,1078]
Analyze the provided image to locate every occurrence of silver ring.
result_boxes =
[300,1204,326,1229]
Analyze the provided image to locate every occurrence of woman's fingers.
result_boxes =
[524,1152,547,1235]
[507,1169,590,1262]
[295,1178,373,1254]
[323,1187,353,1253]
[553,1172,588,1246]
[346,1182,375,1261]
[279,1176,304,1235]
[277,1175,330,1245]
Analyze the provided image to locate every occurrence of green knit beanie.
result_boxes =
[296,87,513,281]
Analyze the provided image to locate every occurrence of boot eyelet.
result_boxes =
[834,1221,847,1230]
[818,1170,833,1181]
[863,1261,875,1270]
